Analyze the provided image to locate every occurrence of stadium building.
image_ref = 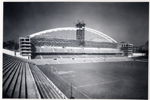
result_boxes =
[19,21,123,60]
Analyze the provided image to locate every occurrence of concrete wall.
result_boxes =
[3,49,28,59]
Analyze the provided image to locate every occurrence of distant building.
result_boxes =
[120,42,133,57]
[140,41,148,51]
[138,41,148,56]
[132,46,140,53]
[19,37,31,58]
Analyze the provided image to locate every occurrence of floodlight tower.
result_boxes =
[76,20,86,46]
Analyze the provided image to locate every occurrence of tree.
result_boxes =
[14,42,19,50]
[31,43,36,53]
[3,40,19,51]
[145,41,148,56]
[3,42,8,48]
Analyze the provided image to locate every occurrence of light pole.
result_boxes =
[70,83,75,99]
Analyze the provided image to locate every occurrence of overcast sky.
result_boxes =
[3,2,149,46]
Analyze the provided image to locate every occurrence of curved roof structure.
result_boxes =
[29,27,117,43]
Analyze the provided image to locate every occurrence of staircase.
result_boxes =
[3,53,68,99]
[3,54,40,98]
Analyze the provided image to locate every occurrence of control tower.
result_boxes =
[76,21,86,46]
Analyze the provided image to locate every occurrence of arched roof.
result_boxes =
[29,27,117,43]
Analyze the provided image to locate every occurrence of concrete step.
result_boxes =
[6,63,21,97]
[3,61,14,72]
[32,71,49,98]
[34,67,59,98]
[3,59,14,67]
[3,59,18,76]
[37,70,61,99]
[3,61,20,85]
[26,63,40,98]
[12,63,23,98]
[36,72,53,98]
[20,63,26,98]
[32,67,57,98]
[3,60,18,76]
[38,66,67,99]
[29,64,67,99]
[3,61,20,94]
[3,54,40,99]
[30,65,50,98]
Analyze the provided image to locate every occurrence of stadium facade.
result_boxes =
[19,21,125,59]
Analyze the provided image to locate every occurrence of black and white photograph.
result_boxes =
[2,2,148,99]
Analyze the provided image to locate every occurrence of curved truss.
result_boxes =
[85,27,117,43]
[29,27,117,43]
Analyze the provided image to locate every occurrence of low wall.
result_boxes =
[3,49,28,59]
[32,52,122,55]
[132,53,146,57]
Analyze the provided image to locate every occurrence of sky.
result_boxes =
[3,2,149,46]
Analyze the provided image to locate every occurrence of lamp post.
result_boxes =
[70,83,75,99]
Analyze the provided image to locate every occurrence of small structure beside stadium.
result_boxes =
[19,36,31,57]
[120,42,133,57]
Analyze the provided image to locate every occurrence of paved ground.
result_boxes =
[37,61,148,99]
